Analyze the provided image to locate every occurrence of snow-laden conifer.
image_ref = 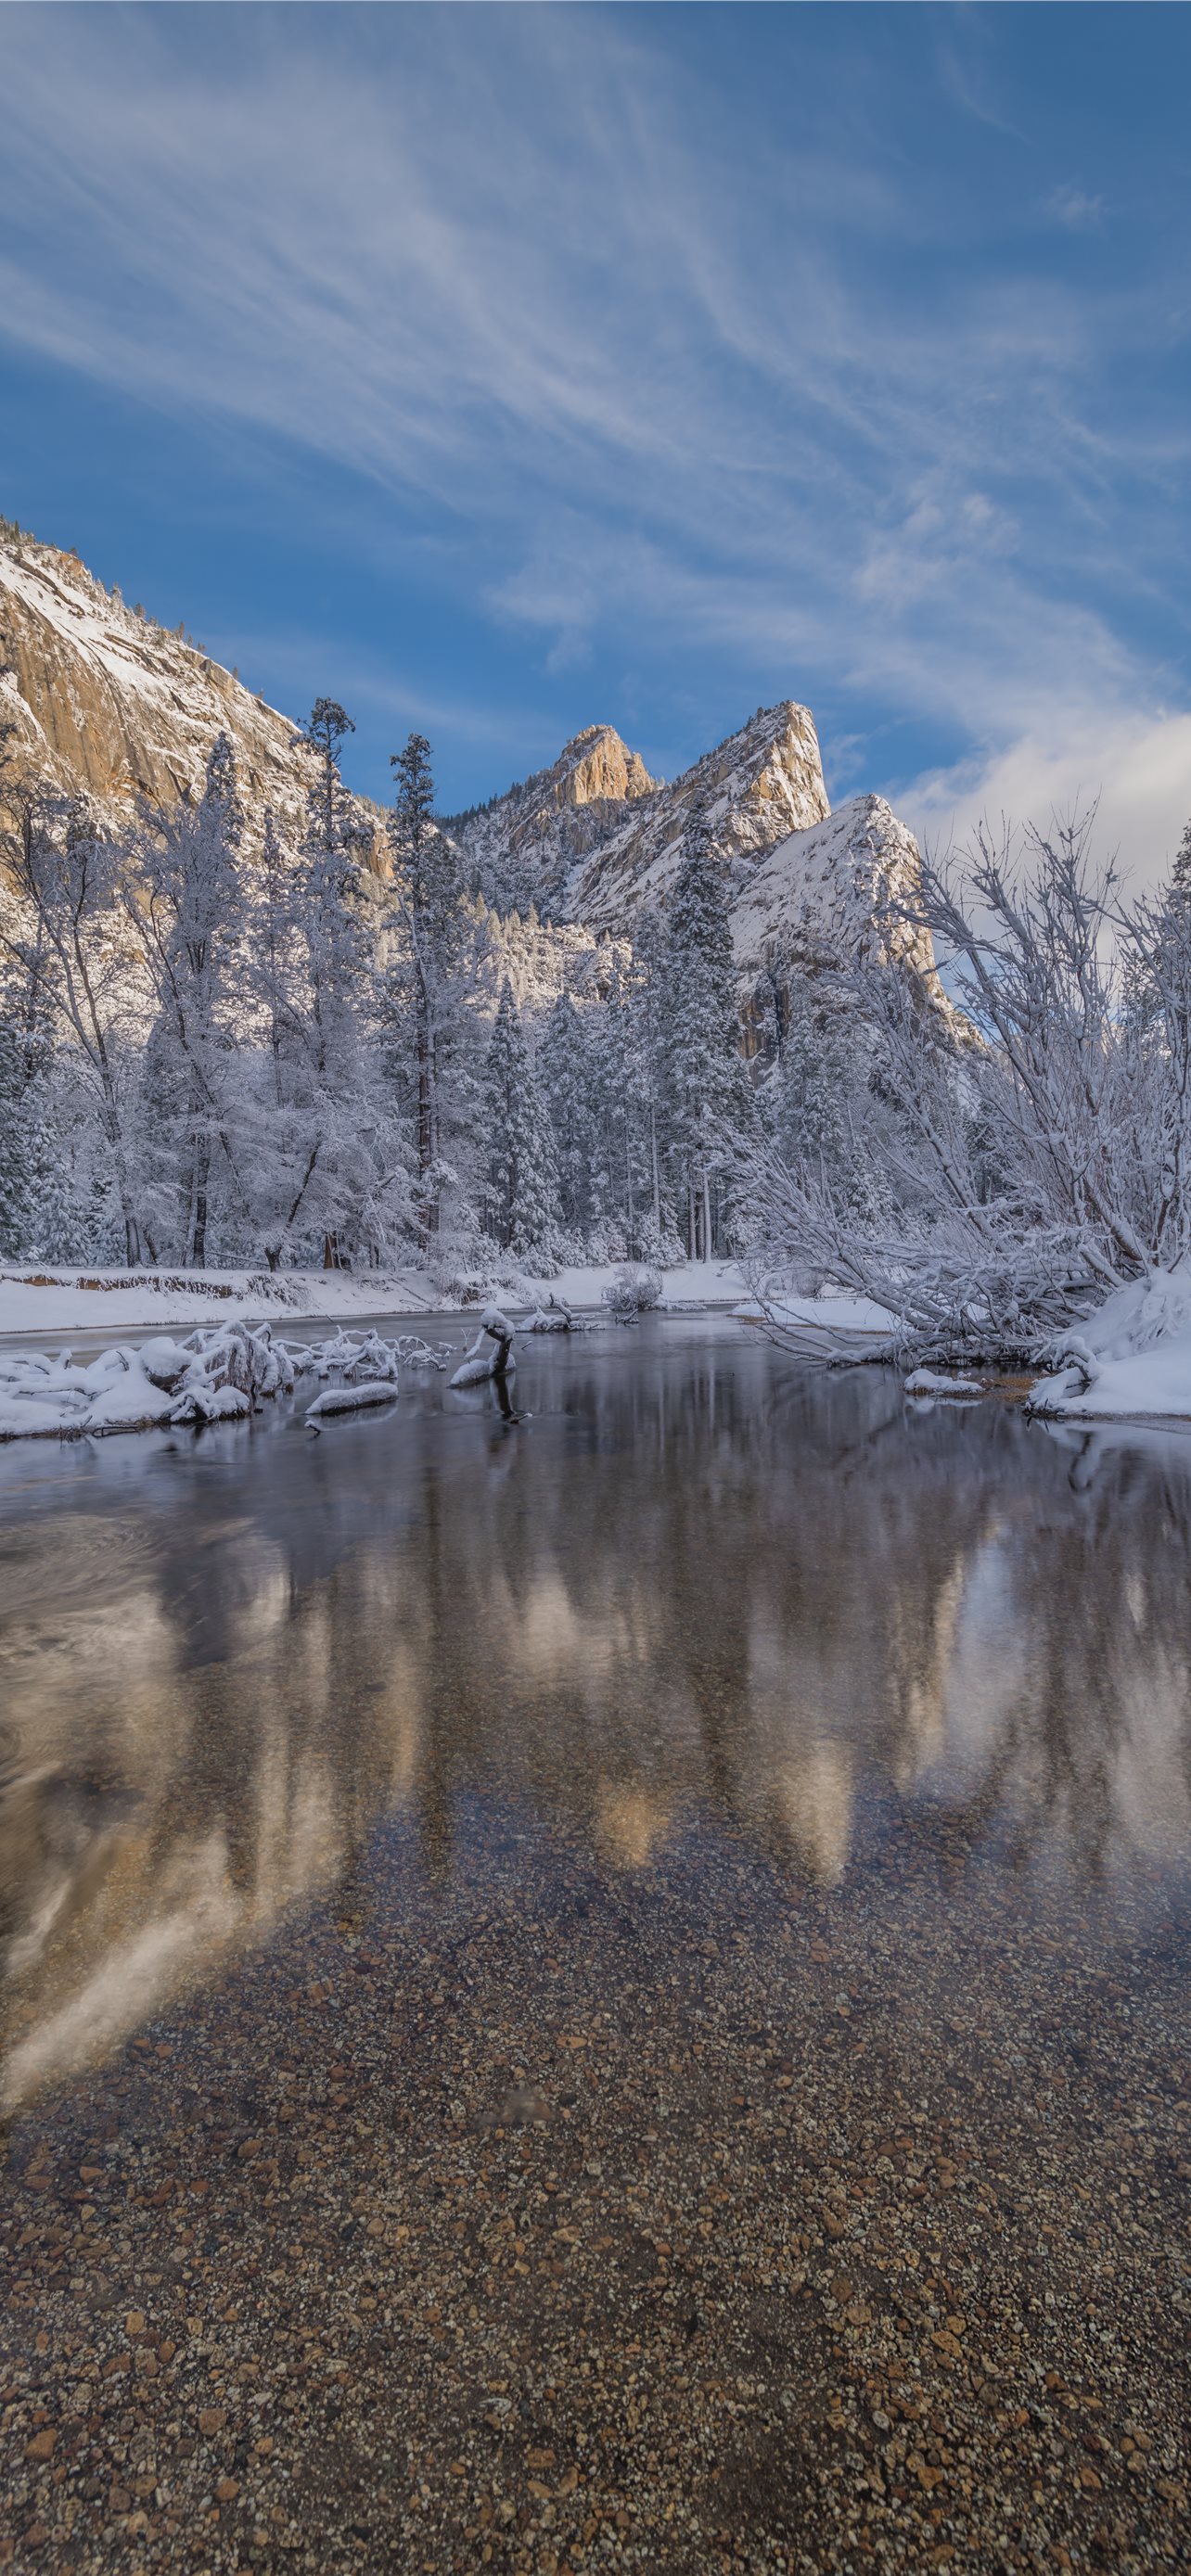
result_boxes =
[127,731,246,1265]
[482,979,559,1258]
[385,733,478,1246]
[660,807,753,1259]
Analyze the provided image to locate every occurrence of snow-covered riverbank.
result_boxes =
[1026,1262,1191,1425]
[0,1257,746,1345]
[746,1269,1191,1426]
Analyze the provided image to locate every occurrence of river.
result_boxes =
[1,1318,1187,2570]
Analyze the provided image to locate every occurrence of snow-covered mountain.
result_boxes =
[1,521,939,1007]
[730,793,940,989]
[453,695,940,1000]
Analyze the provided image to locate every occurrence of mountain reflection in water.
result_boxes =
[1,1318,1189,2112]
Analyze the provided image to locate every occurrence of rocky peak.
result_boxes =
[553,724,659,812]
[0,522,944,1021]
[731,793,943,992]
[565,699,830,927]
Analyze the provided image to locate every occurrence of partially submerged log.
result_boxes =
[305,1381,400,1422]
[450,1307,516,1388]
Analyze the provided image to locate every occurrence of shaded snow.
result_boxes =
[1029,1262,1191,1422]
[0,1259,745,1348]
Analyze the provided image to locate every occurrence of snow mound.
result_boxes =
[0,1319,452,1441]
[0,1322,291,1440]
[305,1382,399,1421]
[904,1370,983,1398]
[1028,1260,1191,1422]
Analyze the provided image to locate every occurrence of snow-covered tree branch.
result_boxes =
[749,810,1191,1365]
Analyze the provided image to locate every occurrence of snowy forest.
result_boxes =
[0,706,758,1282]
[5,682,1191,1384]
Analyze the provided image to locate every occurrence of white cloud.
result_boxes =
[903,703,1191,892]
[1044,185,1107,233]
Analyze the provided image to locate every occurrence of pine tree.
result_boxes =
[539,992,599,1243]
[0,987,34,1256]
[482,980,559,1257]
[295,698,357,874]
[6,792,147,1264]
[130,731,246,1264]
[387,733,470,1243]
[280,699,382,1269]
[660,809,753,1259]
[768,980,883,1223]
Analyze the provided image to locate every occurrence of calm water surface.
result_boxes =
[2,1319,1190,2574]
[2,1315,1187,2111]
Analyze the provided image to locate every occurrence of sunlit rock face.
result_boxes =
[452,698,834,932]
[565,700,831,925]
[0,533,315,835]
[449,696,951,1023]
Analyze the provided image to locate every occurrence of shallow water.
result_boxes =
[2,1319,1188,2571]
[2,1316,1187,2098]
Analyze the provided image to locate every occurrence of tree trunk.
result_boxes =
[193,1141,209,1269]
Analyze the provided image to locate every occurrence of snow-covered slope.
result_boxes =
[1028,1262,1191,1422]
[731,793,941,988]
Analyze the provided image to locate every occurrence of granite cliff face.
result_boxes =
[446,722,660,914]
[452,698,831,927]
[0,530,312,834]
[1,524,941,1016]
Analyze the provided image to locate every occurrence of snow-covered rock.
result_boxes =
[904,1369,983,1398]
[305,1381,399,1420]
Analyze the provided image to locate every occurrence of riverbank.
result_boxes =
[0,1259,745,1345]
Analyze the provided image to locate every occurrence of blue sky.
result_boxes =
[2,2,1190,874]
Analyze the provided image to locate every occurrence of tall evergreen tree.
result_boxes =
[387,732,470,1243]
[540,992,599,1242]
[130,731,246,1264]
[0,984,35,1257]
[281,700,381,1268]
[661,810,753,1258]
[6,792,146,1263]
[482,979,559,1257]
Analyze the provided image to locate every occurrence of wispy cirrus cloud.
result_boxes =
[0,3,1188,864]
